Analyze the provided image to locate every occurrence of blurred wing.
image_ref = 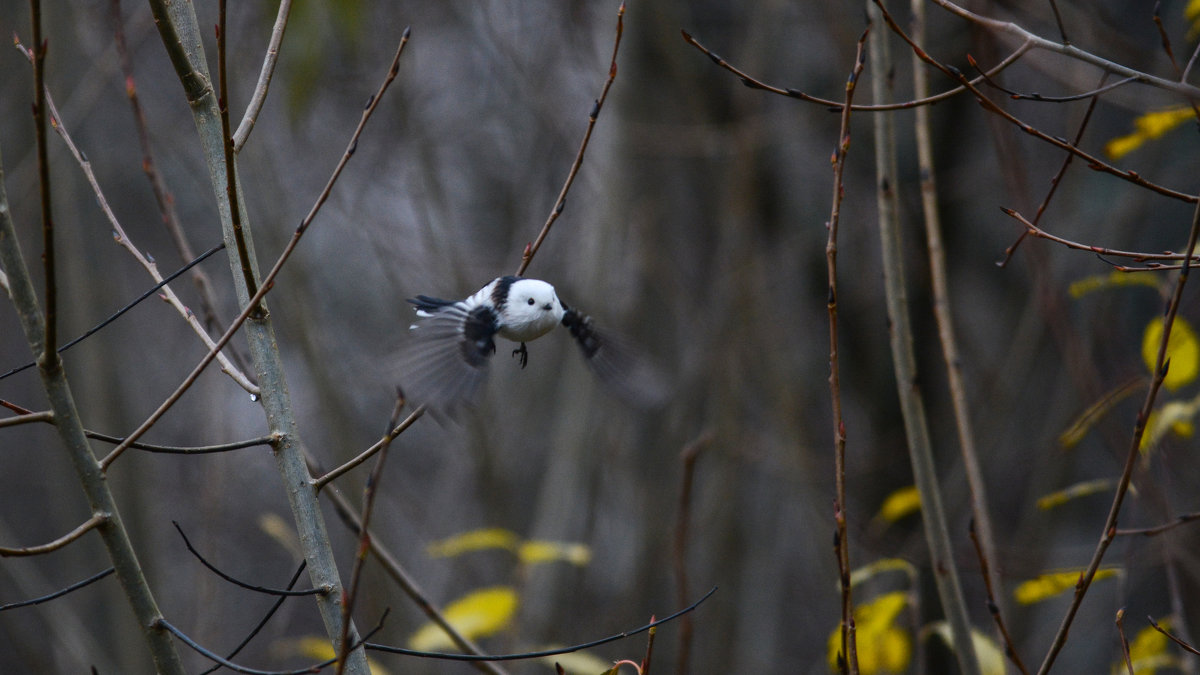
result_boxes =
[562,309,671,408]
[396,303,499,414]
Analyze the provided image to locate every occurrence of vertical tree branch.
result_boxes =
[0,139,185,673]
[866,3,979,673]
[142,2,383,671]
[827,29,870,675]
[29,0,56,367]
[910,0,1003,621]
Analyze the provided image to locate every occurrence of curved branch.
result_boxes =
[930,0,1200,100]
[0,513,104,557]
[516,2,625,276]
[681,29,1033,111]
[232,0,293,151]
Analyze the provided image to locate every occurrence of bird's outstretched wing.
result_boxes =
[562,308,671,408]
[397,300,500,414]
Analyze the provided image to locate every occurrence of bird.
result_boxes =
[396,276,667,413]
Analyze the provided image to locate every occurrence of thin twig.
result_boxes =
[0,568,114,612]
[99,31,411,471]
[318,478,508,675]
[0,410,54,429]
[929,0,1200,99]
[1115,512,1200,536]
[1003,208,1200,262]
[1150,616,1200,657]
[0,513,104,557]
[197,562,308,675]
[0,242,229,383]
[159,618,340,675]
[0,131,186,673]
[827,27,870,675]
[232,0,292,150]
[870,2,1199,205]
[1116,609,1136,675]
[172,522,322,596]
[681,29,1033,112]
[0,399,274,453]
[672,432,710,675]
[15,38,259,392]
[109,0,253,380]
[997,72,1108,267]
[516,2,624,276]
[314,406,423,491]
[217,0,261,307]
[29,0,56,367]
[969,520,1030,675]
[911,0,1002,625]
[1036,186,1200,675]
[364,587,717,661]
[335,396,404,675]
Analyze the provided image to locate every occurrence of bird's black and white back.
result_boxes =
[396,276,667,414]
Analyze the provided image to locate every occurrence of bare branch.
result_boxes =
[314,406,423,491]
[516,2,625,276]
[0,513,104,557]
[232,0,293,150]
[681,29,1033,111]
[0,568,114,612]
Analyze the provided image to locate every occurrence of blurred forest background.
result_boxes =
[3,0,1200,673]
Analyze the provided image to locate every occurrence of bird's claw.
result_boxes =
[512,343,529,368]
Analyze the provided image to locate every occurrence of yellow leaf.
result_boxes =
[876,486,921,523]
[1188,0,1200,39]
[1105,107,1196,160]
[927,623,1007,675]
[426,528,520,558]
[1141,398,1200,452]
[258,513,302,559]
[1037,479,1118,510]
[848,559,918,589]
[827,592,911,674]
[518,540,592,566]
[538,649,614,674]
[1014,568,1119,605]
[1068,271,1161,299]
[277,636,391,675]
[1059,379,1144,449]
[1113,619,1180,674]
[1142,316,1200,390]
[408,586,518,651]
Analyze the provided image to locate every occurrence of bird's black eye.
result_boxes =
[527,298,535,305]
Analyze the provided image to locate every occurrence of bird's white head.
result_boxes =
[498,278,565,342]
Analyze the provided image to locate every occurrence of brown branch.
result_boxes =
[0,410,53,429]
[0,513,104,557]
[99,30,411,471]
[13,37,259,393]
[1150,616,1200,657]
[681,28,1033,111]
[28,0,56,368]
[515,2,624,277]
[672,431,710,675]
[109,0,254,382]
[828,27,870,675]
[969,520,1030,675]
[1003,208,1200,262]
[313,406,423,491]
[1034,186,1200,675]
[1115,512,1200,537]
[335,396,403,675]
[1116,610,1136,675]
[232,0,292,150]
[871,0,1198,205]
